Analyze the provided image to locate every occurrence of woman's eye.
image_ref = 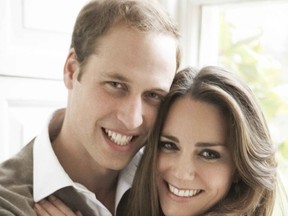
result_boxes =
[201,150,220,159]
[159,141,178,151]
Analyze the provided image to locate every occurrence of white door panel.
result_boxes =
[0,0,86,162]
[0,76,66,162]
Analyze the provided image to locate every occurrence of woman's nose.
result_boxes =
[173,155,196,180]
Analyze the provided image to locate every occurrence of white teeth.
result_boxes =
[168,184,201,197]
[105,129,133,146]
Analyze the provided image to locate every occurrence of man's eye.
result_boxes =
[200,150,220,159]
[159,141,178,151]
[148,92,161,99]
[109,82,123,89]
[145,92,164,103]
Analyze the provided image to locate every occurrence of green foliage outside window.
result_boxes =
[218,14,288,165]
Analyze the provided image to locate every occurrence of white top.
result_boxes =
[33,111,142,215]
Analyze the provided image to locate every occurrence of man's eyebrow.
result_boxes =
[151,89,170,95]
[102,72,130,82]
[102,72,170,93]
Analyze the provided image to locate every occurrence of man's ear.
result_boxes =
[63,48,80,89]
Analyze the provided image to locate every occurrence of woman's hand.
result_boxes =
[34,195,82,216]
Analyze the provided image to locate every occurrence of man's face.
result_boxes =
[63,25,177,171]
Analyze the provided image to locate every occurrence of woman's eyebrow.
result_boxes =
[160,135,226,147]
[195,142,226,147]
[160,134,179,143]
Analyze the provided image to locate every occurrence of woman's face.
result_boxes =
[156,97,236,216]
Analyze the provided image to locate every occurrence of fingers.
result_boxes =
[34,198,64,216]
[34,195,81,216]
[48,195,78,215]
[34,202,50,216]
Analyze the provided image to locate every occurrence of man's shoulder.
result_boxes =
[0,140,35,216]
[0,190,35,216]
[0,140,34,183]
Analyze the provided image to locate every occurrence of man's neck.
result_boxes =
[53,134,120,214]
[49,114,120,214]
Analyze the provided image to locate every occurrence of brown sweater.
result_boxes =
[0,140,96,216]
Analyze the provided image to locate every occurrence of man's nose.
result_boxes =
[116,96,144,130]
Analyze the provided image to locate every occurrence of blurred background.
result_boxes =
[0,0,287,187]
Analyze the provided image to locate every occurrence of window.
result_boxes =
[200,0,288,184]
[161,0,288,186]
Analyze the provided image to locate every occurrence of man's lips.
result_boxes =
[104,128,134,146]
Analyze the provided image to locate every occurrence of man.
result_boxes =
[0,0,180,215]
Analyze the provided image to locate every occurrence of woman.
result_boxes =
[35,67,286,215]
[123,66,285,216]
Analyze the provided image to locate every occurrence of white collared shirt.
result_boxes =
[33,111,142,215]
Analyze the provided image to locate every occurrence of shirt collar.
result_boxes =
[33,112,73,202]
[115,148,143,210]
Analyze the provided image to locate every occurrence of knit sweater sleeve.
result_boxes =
[0,141,36,216]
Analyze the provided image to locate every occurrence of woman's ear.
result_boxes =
[63,48,80,89]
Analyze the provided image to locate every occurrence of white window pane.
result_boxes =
[200,1,288,186]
